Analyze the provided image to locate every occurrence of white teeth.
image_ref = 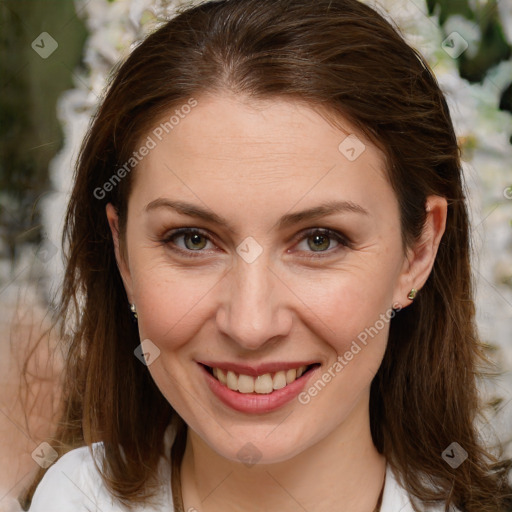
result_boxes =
[286,368,297,384]
[272,371,287,390]
[211,365,312,394]
[217,368,227,385]
[254,374,273,394]
[238,374,255,393]
[226,370,238,391]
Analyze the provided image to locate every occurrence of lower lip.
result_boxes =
[200,364,318,414]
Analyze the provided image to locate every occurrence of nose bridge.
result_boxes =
[217,254,291,350]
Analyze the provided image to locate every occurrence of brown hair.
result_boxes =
[21,0,512,510]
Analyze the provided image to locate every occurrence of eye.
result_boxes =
[162,228,215,256]
[293,228,351,256]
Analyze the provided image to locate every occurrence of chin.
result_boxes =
[193,420,323,466]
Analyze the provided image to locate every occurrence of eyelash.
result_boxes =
[160,227,352,259]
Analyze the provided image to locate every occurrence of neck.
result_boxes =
[179,399,386,512]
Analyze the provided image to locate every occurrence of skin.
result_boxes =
[107,92,447,512]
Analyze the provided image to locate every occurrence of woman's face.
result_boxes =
[108,92,418,463]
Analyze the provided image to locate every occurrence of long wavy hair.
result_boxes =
[21,0,512,510]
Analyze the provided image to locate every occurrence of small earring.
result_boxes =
[130,303,138,319]
[407,288,418,300]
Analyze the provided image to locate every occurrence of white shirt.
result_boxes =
[29,425,448,512]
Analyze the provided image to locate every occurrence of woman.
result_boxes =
[21,0,511,510]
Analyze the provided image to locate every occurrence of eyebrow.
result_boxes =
[144,198,369,232]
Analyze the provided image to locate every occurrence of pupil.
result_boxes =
[186,233,206,250]
[309,234,329,251]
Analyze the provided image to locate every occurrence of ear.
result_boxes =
[393,195,448,307]
[106,203,134,302]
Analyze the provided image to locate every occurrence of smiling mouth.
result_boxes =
[202,363,320,394]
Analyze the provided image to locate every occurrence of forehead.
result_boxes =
[130,92,394,220]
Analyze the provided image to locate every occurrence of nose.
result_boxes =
[215,254,293,351]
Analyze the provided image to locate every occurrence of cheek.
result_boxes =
[294,273,395,420]
[288,260,399,354]
[132,264,222,350]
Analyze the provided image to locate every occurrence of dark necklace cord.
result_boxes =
[373,473,385,512]
[170,421,187,512]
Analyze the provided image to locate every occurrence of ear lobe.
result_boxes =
[106,203,134,301]
[393,195,448,306]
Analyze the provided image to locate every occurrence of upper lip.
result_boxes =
[198,360,319,377]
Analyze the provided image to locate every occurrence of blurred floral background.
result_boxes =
[0,0,511,508]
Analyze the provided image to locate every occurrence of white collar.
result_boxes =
[380,465,448,511]
[381,465,415,511]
